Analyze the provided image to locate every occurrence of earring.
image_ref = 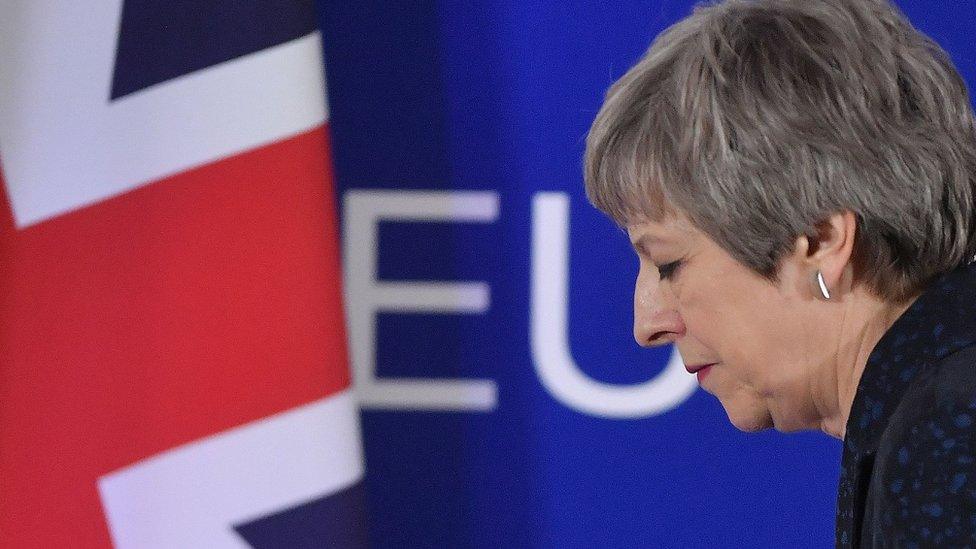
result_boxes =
[816,270,831,300]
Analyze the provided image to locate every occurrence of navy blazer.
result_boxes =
[836,262,976,547]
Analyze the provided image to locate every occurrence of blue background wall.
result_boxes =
[316,2,976,547]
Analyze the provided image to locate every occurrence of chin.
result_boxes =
[728,416,772,433]
[768,417,809,434]
[724,407,774,433]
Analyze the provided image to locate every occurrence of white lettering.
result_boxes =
[343,190,499,411]
[530,192,698,418]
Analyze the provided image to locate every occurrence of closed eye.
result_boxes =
[657,260,681,280]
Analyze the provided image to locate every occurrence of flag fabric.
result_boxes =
[0,1,366,547]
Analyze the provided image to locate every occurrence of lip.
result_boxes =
[686,363,717,383]
[685,362,716,374]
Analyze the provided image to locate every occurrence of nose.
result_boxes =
[633,265,684,347]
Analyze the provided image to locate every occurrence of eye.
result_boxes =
[657,260,682,281]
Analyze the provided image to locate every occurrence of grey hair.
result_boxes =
[585,0,976,303]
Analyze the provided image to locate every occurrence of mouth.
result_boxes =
[685,362,717,374]
[686,362,717,383]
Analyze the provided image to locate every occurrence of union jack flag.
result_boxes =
[0,1,367,546]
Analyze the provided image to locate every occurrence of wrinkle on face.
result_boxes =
[628,215,833,432]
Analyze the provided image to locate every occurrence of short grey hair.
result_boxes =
[585,0,976,303]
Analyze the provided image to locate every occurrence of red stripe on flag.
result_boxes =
[0,126,350,547]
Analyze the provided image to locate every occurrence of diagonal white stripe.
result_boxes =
[0,1,328,228]
[97,390,363,549]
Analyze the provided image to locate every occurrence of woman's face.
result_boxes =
[627,215,830,432]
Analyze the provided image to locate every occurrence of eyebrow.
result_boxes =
[629,234,664,255]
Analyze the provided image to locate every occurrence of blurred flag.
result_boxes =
[0,1,366,547]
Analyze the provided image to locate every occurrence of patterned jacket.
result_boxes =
[837,262,976,548]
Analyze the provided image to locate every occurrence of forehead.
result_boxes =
[625,215,697,245]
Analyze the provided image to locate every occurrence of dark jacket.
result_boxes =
[837,262,976,548]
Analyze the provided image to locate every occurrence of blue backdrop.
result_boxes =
[316,1,976,547]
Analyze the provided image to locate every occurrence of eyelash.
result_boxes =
[657,260,682,280]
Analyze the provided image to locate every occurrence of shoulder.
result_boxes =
[899,345,976,422]
[868,345,976,545]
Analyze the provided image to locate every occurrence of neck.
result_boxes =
[816,291,918,440]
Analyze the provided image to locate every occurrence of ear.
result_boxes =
[789,211,857,298]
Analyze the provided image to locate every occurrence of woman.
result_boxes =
[585,0,976,546]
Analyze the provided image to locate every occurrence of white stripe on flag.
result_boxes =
[97,390,364,549]
[0,1,327,228]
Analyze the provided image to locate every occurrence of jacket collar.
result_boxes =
[843,262,976,456]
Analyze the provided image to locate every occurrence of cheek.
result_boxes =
[673,278,730,349]
[680,297,776,388]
